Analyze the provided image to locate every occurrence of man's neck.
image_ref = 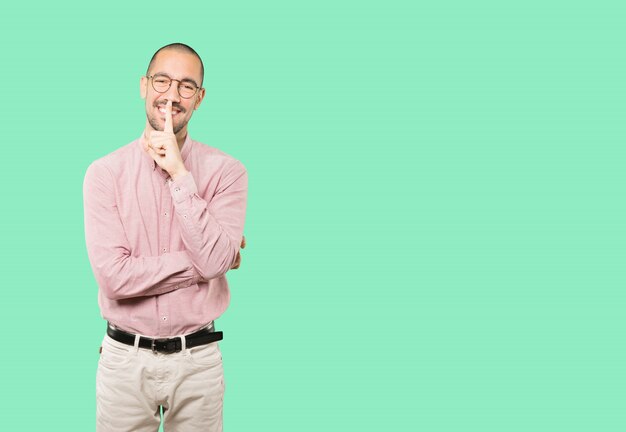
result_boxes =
[175,131,187,150]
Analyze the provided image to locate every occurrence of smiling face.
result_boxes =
[140,49,205,136]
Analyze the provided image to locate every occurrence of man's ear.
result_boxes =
[140,76,148,99]
[194,87,206,110]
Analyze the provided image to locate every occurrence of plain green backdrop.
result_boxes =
[1,1,625,431]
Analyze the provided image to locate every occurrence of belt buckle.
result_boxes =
[151,337,181,354]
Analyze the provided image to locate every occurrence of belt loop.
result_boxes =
[133,334,140,353]
[181,333,187,351]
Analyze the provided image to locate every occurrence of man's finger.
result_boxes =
[241,235,246,249]
[164,100,173,134]
[149,138,168,148]
[146,145,158,159]
[150,144,166,155]
[142,130,150,151]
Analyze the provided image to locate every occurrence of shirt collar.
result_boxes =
[137,131,193,172]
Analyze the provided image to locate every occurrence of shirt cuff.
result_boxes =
[168,171,198,204]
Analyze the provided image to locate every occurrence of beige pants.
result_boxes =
[96,332,224,431]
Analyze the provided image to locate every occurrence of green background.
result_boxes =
[1,1,625,430]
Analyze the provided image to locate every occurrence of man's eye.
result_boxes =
[183,84,195,90]
[155,79,169,84]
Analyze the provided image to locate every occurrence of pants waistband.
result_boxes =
[106,321,223,354]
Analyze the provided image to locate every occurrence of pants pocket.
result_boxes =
[99,335,134,368]
[185,342,222,368]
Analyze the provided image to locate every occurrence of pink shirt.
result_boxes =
[83,133,248,337]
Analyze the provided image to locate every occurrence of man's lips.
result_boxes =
[156,105,182,117]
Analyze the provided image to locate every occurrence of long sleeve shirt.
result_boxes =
[83,133,248,337]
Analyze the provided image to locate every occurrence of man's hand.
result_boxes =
[144,100,188,180]
[231,235,246,269]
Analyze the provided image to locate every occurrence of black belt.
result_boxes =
[106,321,223,354]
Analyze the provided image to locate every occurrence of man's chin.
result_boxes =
[146,117,163,132]
[147,116,186,134]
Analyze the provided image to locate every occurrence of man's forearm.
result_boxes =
[167,164,247,281]
[86,248,204,300]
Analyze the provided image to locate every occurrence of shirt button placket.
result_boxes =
[158,179,173,335]
[159,181,172,255]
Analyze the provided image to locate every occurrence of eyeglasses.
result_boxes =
[146,75,201,99]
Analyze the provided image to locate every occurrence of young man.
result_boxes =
[83,43,248,431]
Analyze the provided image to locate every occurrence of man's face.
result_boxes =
[140,50,205,135]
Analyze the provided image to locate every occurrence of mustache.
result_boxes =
[154,101,185,112]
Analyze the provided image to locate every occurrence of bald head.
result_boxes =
[146,43,204,88]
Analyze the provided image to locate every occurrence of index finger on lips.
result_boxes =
[164,100,173,134]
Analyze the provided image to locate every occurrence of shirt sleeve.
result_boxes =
[168,160,248,281]
[83,161,203,300]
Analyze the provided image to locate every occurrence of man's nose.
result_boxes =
[163,81,181,103]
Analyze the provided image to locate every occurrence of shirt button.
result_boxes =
[164,212,168,216]
[162,316,167,321]
[162,248,167,253]
[174,187,180,192]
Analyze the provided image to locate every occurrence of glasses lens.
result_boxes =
[152,76,171,92]
[179,82,197,98]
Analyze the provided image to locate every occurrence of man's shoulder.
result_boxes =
[191,138,247,173]
[92,139,138,166]
[85,139,140,176]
